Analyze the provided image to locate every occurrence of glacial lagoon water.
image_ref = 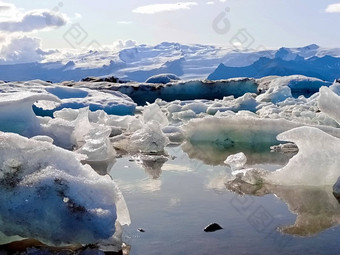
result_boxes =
[110,145,340,255]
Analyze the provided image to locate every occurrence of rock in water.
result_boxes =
[333,177,340,201]
[204,223,223,232]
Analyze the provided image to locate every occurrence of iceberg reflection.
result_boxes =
[226,180,340,237]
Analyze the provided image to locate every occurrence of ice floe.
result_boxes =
[0,132,130,246]
[265,126,340,186]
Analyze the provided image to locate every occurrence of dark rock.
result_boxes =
[333,177,340,202]
[137,228,145,233]
[204,223,223,232]
[81,76,127,83]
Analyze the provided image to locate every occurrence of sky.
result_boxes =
[0,0,340,63]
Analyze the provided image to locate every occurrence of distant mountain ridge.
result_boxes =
[0,42,340,82]
[208,48,340,81]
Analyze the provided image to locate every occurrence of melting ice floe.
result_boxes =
[0,132,130,246]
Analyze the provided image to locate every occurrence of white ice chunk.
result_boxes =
[41,117,76,149]
[106,115,142,132]
[181,102,208,114]
[73,108,116,162]
[256,86,292,104]
[318,86,340,125]
[224,152,247,171]
[129,120,170,153]
[266,126,340,186]
[143,102,169,127]
[172,109,197,121]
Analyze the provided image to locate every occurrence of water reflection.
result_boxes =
[182,141,295,166]
[226,180,340,237]
[84,158,117,175]
[134,155,168,179]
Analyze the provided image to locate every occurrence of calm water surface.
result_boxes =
[110,145,340,255]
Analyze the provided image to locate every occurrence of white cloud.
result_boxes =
[0,1,14,12]
[0,36,43,64]
[206,1,214,5]
[0,1,21,22]
[0,10,67,32]
[0,5,10,11]
[112,40,137,50]
[117,21,133,25]
[132,2,198,14]
[74,13,82,19]
[0,1,69,64]
[325,3,340,13]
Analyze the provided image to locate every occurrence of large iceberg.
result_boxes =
[0,132,130,246]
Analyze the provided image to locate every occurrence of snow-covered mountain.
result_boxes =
[208,55,340,82]
[1,42,340,82]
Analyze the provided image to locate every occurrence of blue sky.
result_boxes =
[1,0,340,51]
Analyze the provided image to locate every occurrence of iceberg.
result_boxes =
[265,126,340,186]
[0,132,130,246]
[0,92,60,137]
